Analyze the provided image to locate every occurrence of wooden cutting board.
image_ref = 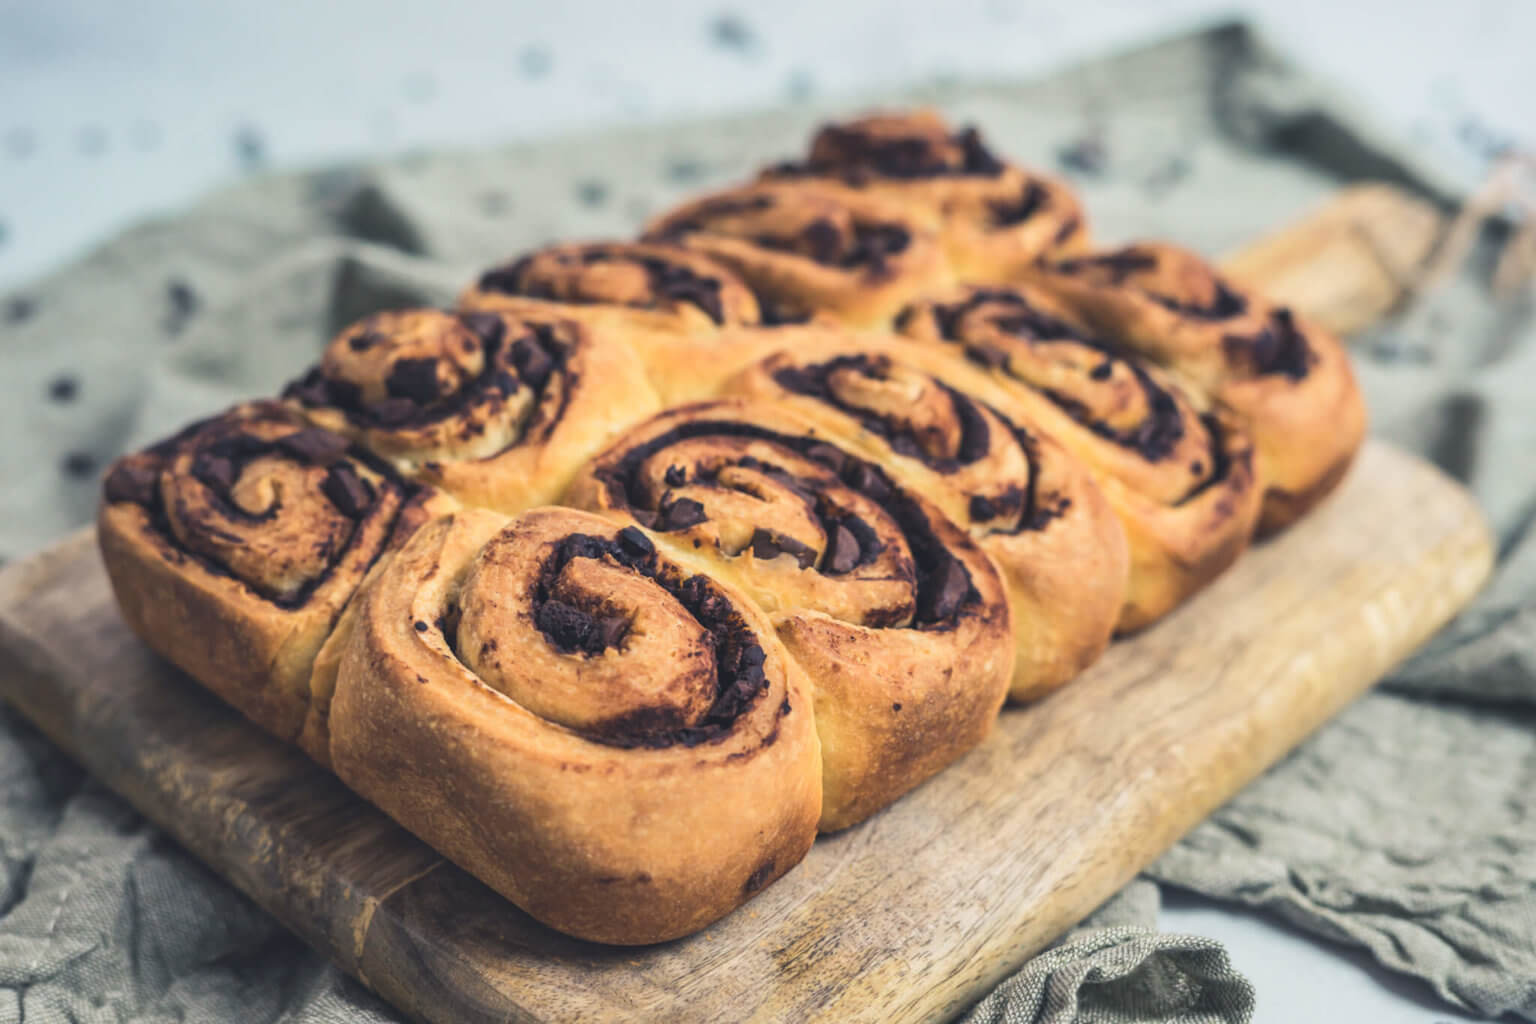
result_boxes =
[0,186,1493,1024]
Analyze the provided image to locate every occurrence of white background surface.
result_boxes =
[0,2,1528,1020]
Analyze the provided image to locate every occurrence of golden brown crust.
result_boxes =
[644,180,952,329]
[327,506,821,944]
[721,340,1127,700]
[284,308,662,514]
[762,109,1089,279]
[95,401,456,763]
[562,399,1013,830]
[1030,243,1366,533]
[895,285,1262,630]
[459,241,762,334]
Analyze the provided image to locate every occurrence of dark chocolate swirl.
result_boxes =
[584,414,984,630]
[898,287,1233,505]
[765,352,1066,535]
[467,242,761,328]
[101,402,411,607]
[446,514,775,750]
[284,309,576,471]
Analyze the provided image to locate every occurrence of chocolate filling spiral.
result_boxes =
[592,420,981,628]
[284,309,577,467]
[102,406,408,607]
[1053,247,1316,380]
[446,519,774,750]
[474,244,748,327]
[766,353,1067,535]
[904,289,1234,505]
[651,191,914,277]
[767,120,1007,182]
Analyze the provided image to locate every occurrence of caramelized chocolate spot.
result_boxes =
[459,311,506,346]
[321,463,373,517]
[385,357,441,405]
[276,427,350,465]
[536,599,629,655]
[656,496,707,531]
[1227,308,1313,379]
[918,558,971,622]
[749,528,816,569]
[510,334,554,390]
[193,454,236,493]
[989,180,1047,227]
[103,462,159,506]
[821,523,861,574]
[617,525,655,559]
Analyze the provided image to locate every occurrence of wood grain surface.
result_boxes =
[0,439,1491,1024]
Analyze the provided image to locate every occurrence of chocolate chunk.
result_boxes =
[968,494,997,521]
[617,525,655,559]
[459,311,505,347]
[385,357,441,404]
[284,368,333,409]
[656,496,707,531]
[965,343,1009,369]
[321,463,373,517]
[664,464,688,487]
[370,397,419,426]
[804,442,847,472]
[958,126,1004,175]
[649,260,726,323]
[537,600,590,652]
[749,528,815,568]
[103,461,158,505]
[1230,308,1312,379]
[920,558,971,622]
[845,461,890,502]
[822,523,860,574]
[510,336,554,390]
[1089,360,1113,381]
[989,181,1047,227]
[276,427,350,465]
[193,454,237,492]
[801,218,842,264]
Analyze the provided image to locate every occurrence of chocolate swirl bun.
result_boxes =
[96,402,453,762]
[329,505,820,944]
[1034,243,1366,533]
[763,109,1088,280]
[460,241,762,333]
[563,400,1013,830]
[644,181,950,329]
[284,308,661,513]
[896,285,1261,630]
[723,345,1127,700]
[457,241,784,405]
